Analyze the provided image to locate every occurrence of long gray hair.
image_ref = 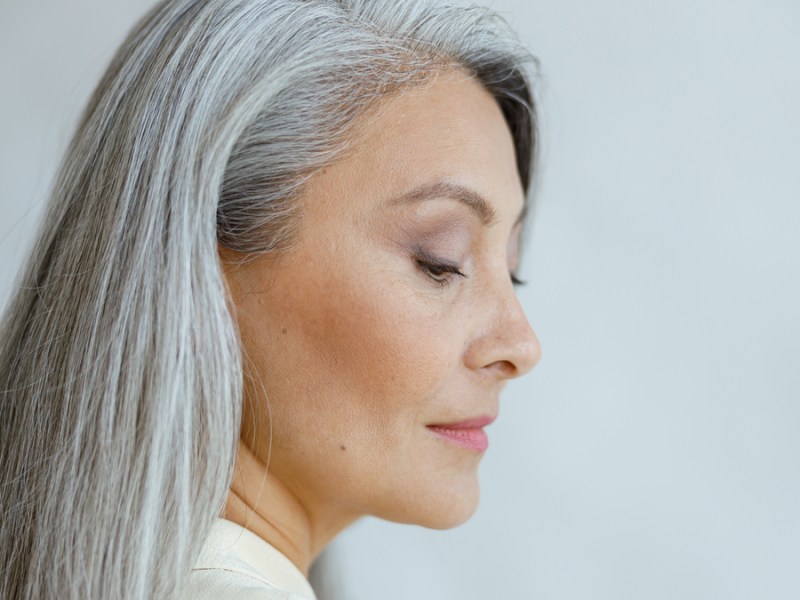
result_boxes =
[0,0,537,597]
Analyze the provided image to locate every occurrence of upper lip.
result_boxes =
[426,415,496,429]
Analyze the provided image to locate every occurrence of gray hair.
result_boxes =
[0,0,537,597]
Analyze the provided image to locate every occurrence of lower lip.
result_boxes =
[427,425,489,451]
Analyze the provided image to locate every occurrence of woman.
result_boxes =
[0,0,541,598]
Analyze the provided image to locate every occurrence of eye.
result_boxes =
[510,273,527,287]
[414,253,467,287]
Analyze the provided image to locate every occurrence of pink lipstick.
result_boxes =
[426,416,495,451]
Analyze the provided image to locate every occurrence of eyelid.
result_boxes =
[414,247,462,268]
[418,259,466,279]
[413,248,468,286]
[414,247,525,288]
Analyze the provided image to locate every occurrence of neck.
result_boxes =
[223,439,356,576]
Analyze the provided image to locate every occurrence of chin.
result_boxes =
[420,501,479,530]
[377,474,481,530]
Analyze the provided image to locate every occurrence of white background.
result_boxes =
[1,1,798,599]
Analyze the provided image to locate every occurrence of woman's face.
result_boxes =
[222,70,540,531]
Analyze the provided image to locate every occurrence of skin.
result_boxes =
[220,69,541,576]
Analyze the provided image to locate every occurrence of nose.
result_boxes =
[463,284,541,380]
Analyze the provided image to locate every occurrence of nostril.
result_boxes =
[488,359,518,378]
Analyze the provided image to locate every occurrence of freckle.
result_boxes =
[340,445,346,451]
[281,328,287,335]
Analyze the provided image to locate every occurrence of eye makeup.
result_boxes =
[412,246,468,287]
[379,194,525,290]
[398,216,472,289]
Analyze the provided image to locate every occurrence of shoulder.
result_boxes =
[182,566,309,600]
[180,518,317,600]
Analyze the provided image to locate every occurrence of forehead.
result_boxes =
[301,70,525,227]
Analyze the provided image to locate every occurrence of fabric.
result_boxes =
[183,518,318,600]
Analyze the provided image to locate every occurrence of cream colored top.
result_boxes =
[184,518,317,600]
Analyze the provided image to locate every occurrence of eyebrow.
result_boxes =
[390,180,498,226]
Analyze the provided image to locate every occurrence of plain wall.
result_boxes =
[1,1,798,599]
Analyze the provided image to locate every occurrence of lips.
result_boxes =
[426,415,495,451]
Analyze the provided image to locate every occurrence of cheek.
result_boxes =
[289,271,457,430]
[233,250,473,523]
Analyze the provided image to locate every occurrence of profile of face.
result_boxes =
[221,70,541,538]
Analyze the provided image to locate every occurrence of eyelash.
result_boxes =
[415,256,468,287]
[415,254,526,288]
[511,274,527,287]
